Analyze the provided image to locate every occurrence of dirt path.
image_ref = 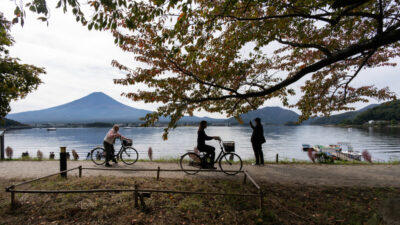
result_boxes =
[0,161,399,187]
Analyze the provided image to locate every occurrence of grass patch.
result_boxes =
[1,175,399,224]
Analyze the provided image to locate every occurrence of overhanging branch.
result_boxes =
[184,27,400,103]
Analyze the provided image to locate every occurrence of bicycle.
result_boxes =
[180,140,243,175]
[90,138,139,165]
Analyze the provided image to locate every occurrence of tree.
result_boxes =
[15,0,400,138]
[0,12,45,121]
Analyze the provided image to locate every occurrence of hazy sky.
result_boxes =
[1,1,399,118]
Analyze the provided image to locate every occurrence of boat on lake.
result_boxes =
[302,142,362,161]
[47,128,57,131]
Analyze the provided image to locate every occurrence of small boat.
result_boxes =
[123,126,133,129]
[304,142,362,161]
[47,128,57,131]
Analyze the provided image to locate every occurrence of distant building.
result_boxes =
[368,120,390,125]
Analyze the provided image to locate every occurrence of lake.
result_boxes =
[3,125,400,162]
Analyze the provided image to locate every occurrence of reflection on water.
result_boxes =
[4,126,400,161]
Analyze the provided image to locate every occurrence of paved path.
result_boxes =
[0,161,399,187]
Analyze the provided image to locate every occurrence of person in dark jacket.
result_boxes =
[197,120,220,169]
[250,118,265,165]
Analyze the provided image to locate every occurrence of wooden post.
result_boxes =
[0,130,4,160]
[259,190,264,210]
[276,154,279,163]
[10,191,15,209]
[60,147,67,178]
[156,166,160,180]
[243,173,247,184]
[79,166,82,178]
[134,184,139,208]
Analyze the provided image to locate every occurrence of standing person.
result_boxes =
[249,118,265,166]
[103,124,127,167]
[197,120,220,169]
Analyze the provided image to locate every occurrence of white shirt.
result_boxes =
[103,129,120,144]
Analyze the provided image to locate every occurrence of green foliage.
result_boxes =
[0,118,22,127]
[352,100,400,125]
[0,13,45,120]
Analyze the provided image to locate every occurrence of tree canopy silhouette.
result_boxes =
[12,0,400,138]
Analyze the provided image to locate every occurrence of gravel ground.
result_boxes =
[0,161,399,187]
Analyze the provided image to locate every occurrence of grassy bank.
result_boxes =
[1,176,398,224]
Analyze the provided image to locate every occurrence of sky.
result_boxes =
[1,1,399,118]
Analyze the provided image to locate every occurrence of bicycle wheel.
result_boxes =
[219,152,242,175]
[91,147,106,165]
[120,147,139,165]
[180,152,202,175]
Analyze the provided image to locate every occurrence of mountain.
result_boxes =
[226,106,299,125]
[6,92,225,124]
[306,104,379,125]
[7,92,152,124]
[351,100,400,124]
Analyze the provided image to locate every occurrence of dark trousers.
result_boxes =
[198,144,215,166]
[103,141,115,163]
[252,142,264,165]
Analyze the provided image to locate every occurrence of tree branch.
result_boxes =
[275,38,332,57]
[184,27,400,103]
[341,50,376,102]
[166,57,240,95]
[218,13,334,24]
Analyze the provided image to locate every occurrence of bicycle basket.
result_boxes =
[223,141,235,152]
[122,139,132,146]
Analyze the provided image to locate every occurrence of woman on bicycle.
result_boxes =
[104,124,128,167]
[197,120,220,169]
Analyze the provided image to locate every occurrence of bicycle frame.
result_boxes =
[114,145,128,158]
[213,141,227,163]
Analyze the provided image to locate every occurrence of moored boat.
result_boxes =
[303,142,362,161]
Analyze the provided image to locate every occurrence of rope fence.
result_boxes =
[5,165,264,211]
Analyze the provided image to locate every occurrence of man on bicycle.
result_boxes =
[103,124,128,167]
[197,120,220,169]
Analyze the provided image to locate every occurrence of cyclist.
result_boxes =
[103,124,129,167]
[197,120,220,169]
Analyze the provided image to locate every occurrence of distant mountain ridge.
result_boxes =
[7,92,224,124]
[6,92,301,125]
[306,104,379,125]
[351,100,400,124]
[7,92,151,123]
[7,92,382,125]
[0,118,27,128]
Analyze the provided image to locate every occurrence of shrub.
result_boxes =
[37,150,43,160]
[21,151,30,160]
[71,149,79,160]
[5,146,13,159]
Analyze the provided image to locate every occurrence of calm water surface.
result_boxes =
[4,126,400,162]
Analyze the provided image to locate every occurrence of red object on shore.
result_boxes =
[362,150,372,163]
[308,149,315,163]
[148,147,153,161]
